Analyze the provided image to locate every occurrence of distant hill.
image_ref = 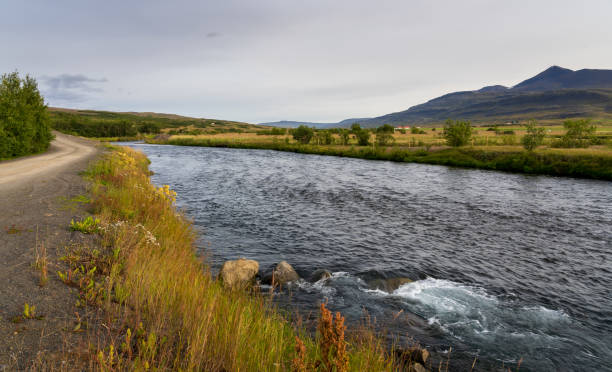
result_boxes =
[49,107,264,131]
[259,118,367,128]
[358,66,612,127]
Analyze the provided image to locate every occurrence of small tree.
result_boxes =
[521,121,546,151]
[339,129,350,145]
[556,119,596,148]
[323,130,334,145]
[443,120,472,147]
[292,125,314,144]
[376,124,394,134]
[356,129,371,146]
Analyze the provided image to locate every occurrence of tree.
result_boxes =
[556,119,596,148]
[292,125,314,144]
[138,122,162,134]
[0,72,52,158]
[339,129,350,145]
[320,130,333,145]
[521,121,545,151]
[376,124,394,134]
[356,130,371,146]
[443,120,472,147]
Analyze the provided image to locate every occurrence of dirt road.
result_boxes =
[0,133,101,370]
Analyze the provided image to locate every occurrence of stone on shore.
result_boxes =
[394,346,430,369]
[218,258,259,289]
[262,260,299,285]
[309,269,332,282]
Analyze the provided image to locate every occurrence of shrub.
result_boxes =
[0,72,52,158]
[443,120,472,146]
[410,127,426,134]
[339,129,350,145]
[376,132,394,146]
[522,121,546,151]
[552,119,596,148]
[292,125,314,144]
[501,134,517,145]
[356,130,371,146]
[376,124,395,134]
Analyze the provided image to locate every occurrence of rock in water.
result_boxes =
[367,277,412,293]
[218,258,259,289]
[309,269,332,282]
[262,261,299,285]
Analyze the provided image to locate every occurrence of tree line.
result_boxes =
[0,72,53,159]
[290,119,601,151]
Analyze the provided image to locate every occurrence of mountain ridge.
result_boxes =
[263,66,612,128]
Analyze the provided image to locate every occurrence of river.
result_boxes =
[122,143,611,371]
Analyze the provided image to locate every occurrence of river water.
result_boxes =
[123,143,611,371]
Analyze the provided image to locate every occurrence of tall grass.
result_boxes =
[81,146,394,371]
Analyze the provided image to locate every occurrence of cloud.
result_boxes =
[40,74,107,103]
[206,32,220,38]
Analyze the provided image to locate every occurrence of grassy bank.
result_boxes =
[148,136,612,181]
[72,146,395,371]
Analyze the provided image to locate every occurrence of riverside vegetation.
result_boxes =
[148,120,612,180]
[58,145,412,371]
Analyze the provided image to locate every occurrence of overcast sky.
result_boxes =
[2,1,611,123]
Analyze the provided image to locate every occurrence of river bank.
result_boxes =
[146,136,612,180]
[68,145,413,371]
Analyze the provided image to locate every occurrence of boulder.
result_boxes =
[309,269,332,282]
[367,277,412,293]
[262,261,299,285]
[394,346,430,368]
[410,362,427,372]
[218,258,259,289]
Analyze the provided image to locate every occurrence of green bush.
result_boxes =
[376,124,395,134]
[443,120,472,146]
[292,125,314,144]
[552,119,596,148]
[0,72,52,159]
[376,132,394,146]
[356,130,371,146]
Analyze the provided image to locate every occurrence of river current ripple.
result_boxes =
[123,143,611,371]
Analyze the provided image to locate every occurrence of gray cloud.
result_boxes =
[1,0,611,122]
[40,74,107,104]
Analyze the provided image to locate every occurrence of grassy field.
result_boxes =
[147,123,612,180]
[66,146,399,371]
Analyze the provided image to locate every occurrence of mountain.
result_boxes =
[357,66,612,127]
[259,118,368,128]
